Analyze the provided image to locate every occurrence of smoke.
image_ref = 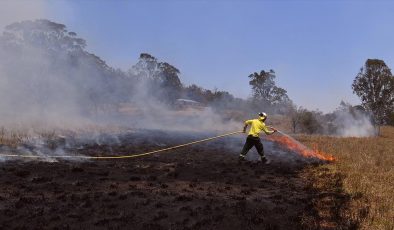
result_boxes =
[0,38,96,130]
[0,18,241,161]
[122,69,239,132]
[329,102,375,137]
[0,0,46,29]
[0,17,329,165]
[0,2,57,129]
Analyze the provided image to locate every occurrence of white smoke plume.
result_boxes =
[0,16,240,161]
[331,102,375,137]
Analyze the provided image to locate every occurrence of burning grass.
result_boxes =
[267,132,335,162]
[296,126,394,229]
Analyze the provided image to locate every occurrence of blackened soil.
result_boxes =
[0,140,336,230]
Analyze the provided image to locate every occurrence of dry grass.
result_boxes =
[0,127,30,147]
[0,127,59,148]
[297,126,394,229]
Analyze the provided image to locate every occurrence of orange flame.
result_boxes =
[266,135,335,162]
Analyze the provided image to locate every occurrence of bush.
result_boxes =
[299,111,322,134]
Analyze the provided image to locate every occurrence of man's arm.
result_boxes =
[263,125,277,135]
[243,120,252,133]
[270,127,278,134]
[243,124,248,133]
[267,126,277,131]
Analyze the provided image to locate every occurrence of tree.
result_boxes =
[129,53,183,104]
[352,59,394,129]
[184,84,207,103]
[388,112,394,126]
[299,110,321,134]
[289,106,305,133]
[2,19,86,52]
[248,69,290,107]
[157,62,182,102]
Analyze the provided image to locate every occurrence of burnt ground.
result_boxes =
[0,130,352,230]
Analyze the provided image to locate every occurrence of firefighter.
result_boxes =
[239,112,277,164]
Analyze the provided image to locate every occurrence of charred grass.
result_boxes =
[296,126,394,230]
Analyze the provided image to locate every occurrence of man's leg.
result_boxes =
[254,138,270,164]
[239,137,254,161]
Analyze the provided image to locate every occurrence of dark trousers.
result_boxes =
[240,135,265,157]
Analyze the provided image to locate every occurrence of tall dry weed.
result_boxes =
[298,126,394,229]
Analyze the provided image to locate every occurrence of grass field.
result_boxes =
[297,126,394,229]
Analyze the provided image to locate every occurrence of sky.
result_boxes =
[1,0,394,113]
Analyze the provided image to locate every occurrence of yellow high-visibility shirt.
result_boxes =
[245,119,274,137]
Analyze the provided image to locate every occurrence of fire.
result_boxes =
[266,135,335,162]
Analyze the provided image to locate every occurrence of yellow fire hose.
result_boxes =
[0,131,243,160]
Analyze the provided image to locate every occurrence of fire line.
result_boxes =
[0,130,335,161]
[266,131,335,162]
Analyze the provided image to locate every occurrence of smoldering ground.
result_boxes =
[1,126,324,166]
[0,132,338,230]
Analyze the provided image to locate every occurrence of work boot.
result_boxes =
[238,155,246,164]
[260,157,271,165]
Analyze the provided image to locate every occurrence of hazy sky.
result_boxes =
[2,0,394,113]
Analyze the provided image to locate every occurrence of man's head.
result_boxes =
[258,112,267,122]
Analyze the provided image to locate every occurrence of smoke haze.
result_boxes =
[0,13,374,163]
[0,17,241,164]
[0,0,46,29]
[333,106,375,137]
